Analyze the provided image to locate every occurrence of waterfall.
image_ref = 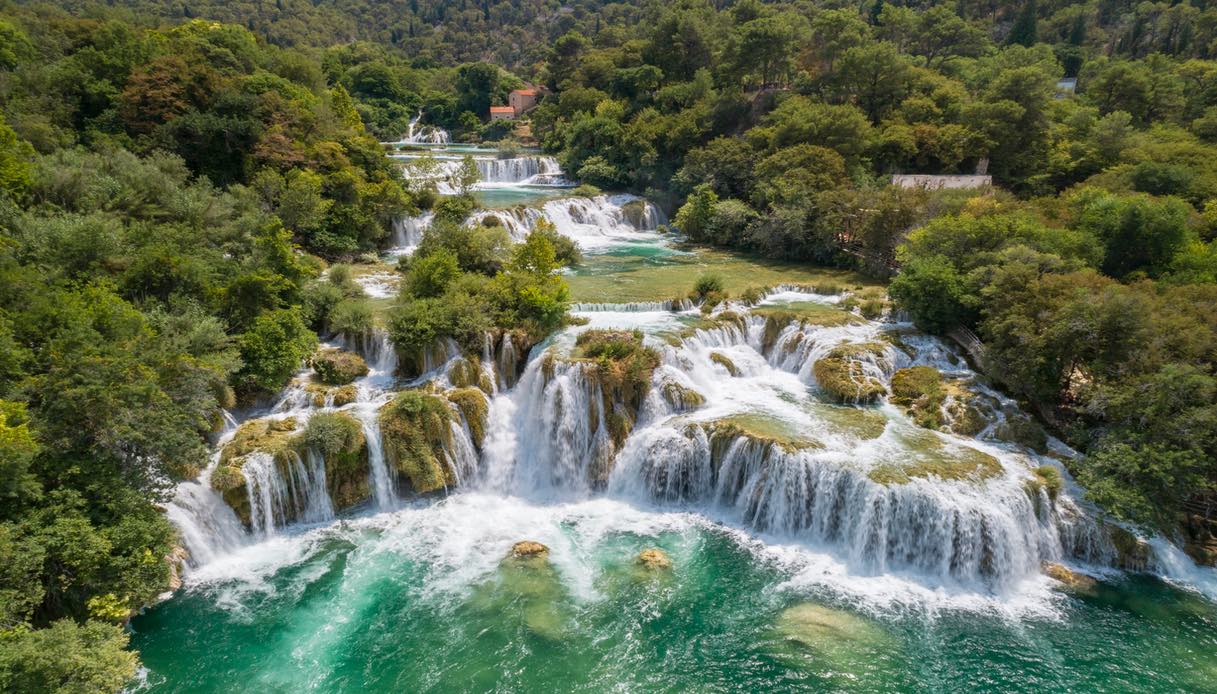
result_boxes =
[399,112,450,145]
[164,480,246,567]
[240,449,335,537]
[607,426,1065,589]
[360,412,397,509]
[389,212,433,256]
[475,156,566,184]
[479,356,614,497]
[464,194,665,246]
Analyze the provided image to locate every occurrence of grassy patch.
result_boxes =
[868,430,1002,485]
[707,413,823,452]
[751,302,862,328]
[568,248,881,303]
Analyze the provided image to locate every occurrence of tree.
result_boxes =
[1007,0,1038,47]
[455,154,480,196]
[455,62,501,117]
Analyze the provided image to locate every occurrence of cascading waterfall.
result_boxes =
[389,212,433,256]
[480,357,614,497]
[465,194,665,246]
[397,112,449,145]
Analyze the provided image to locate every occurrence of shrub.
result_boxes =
[329,297,374,336]
[311,349,369,385]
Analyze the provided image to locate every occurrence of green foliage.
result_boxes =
[889,255,974,333]
[236,308,317,396]
[406,248,461,298]
[0,620,138,693]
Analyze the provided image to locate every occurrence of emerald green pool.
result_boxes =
[130,495,1217,693]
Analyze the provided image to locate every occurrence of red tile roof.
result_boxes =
[489,106,514,113]
[511,89,538,96]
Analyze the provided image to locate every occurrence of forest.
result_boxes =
[1,0,1216,689]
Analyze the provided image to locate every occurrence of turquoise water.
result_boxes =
[131,495,1217,693]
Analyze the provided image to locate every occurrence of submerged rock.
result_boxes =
[774,602,891,658]
[812,343,889,404]
[510,540,550,559]
[636,548,672,570]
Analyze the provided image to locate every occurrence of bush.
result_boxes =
[406,248,461,297]
[298,411,364,457]
[0,620,137,694]
[693,273,724,298]
[329,298,374,336]
[236,308,318,396]
[311,349,369,385]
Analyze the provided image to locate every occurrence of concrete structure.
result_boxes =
[489,105,515,121]
[509,88,539,117]
[891,174,992,190]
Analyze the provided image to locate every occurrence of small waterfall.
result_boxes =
[360,413,397,509]
[241,449,334,537]
[479,355,614,497]
[608,427,1064,589]
[466,207,544,241]
[399,112,450,145]
[389,212,433,256]
[572,300,695,313]
[164,481,246,567]
[476,156,566,184]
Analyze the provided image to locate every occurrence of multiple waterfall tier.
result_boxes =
[163,139,1217,608]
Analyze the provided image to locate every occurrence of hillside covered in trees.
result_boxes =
[1,0,1217,689]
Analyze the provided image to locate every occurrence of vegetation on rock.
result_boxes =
[813,343,889,403]
[311,349,369,385]
[379,390,456,494]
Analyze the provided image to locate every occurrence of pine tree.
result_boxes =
[1007,0,1038,47]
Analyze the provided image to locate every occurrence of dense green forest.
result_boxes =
[1,0,1217,689]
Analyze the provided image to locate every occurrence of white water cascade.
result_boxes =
[467,194,665,247]
[388,212,433,256]
[397,112,450,145]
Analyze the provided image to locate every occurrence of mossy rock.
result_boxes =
[812,343,889,404]
[312,348,369,385]
[1024,465,1063,508]
[709,351,739,376]
[572,330,660,435]
[1108,525,1151,571]
[305,383,358,407]
[620,199,649,228]
[449,356,494,393]
[868,431,1002,485]
[219,417,299,467]
[448,387,489,446]
[890,366,946,429]
[215,416,301,526]
[840,287,889,319]
[661,381,705,412]
[995,413,1049,453]
[379,390,456,494]
[706,414,822,453]
[1043,562,1098,593]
